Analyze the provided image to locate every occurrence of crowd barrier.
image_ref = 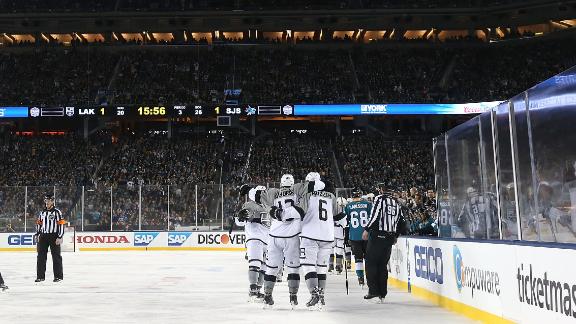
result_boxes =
[0,231,247,252]
[389,236,576,323]
[3,231,574,323]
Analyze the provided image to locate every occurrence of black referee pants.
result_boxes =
[37,233,63,280]
[365,235,394,298]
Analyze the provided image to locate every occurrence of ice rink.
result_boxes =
[0,251,472,324]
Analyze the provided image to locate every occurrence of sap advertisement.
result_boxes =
[389,237,576,323]
[294,102,502,115]
[0,232,247,251]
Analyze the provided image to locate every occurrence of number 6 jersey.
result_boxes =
[300,190,340,242]
[344,199,373,241]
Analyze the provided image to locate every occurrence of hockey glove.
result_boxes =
[237,209,250,222]
[239,184,252,196]
[269,206,282,221]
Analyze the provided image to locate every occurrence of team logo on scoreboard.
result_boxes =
[66,107,75,117]
[245,105,256,116]
[283,105,293,115]
[30,107,40,117]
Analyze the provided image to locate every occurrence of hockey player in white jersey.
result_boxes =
[248,174,324,308]
[299,182,346,309]
[329,197,347,274]
[236,185,270,301]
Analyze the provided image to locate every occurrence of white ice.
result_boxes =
[0,251,473,324]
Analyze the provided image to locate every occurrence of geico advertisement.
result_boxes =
[0,233,72,249]
[406,238,517,322]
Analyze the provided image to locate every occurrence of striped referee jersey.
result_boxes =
[36,208,66,238]
[366,194,403,233]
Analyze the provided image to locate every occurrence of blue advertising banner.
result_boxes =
[294,102,502,115]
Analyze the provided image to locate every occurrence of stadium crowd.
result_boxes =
[0,0,537,13]
[1,39,573,106]
[0,132,437,235]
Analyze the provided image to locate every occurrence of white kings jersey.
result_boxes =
[236,200,270,244]
[257,181,323,238]
[334,217,347,240]
[300,190,339,242]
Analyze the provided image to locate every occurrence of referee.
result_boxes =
[35,194,65,283]
[362,183,406,302]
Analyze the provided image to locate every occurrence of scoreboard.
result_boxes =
[1,104,292,119]
[0,102,500,119]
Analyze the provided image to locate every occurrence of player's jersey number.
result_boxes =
[350,210,369,228]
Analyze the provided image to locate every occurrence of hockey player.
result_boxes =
[248,174,325,308]
[457,187,498,239]
[236,185,270,301]
[329,197,347,274]
[0,272,8,291]
[299,182,345,309]
[344,188,372,286]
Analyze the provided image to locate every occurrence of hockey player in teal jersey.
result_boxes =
[344,188,372,286]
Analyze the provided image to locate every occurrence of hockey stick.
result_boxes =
[344,258,349,295]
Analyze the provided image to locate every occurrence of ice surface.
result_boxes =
[0,252,473,324]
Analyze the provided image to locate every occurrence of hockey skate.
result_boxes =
[306,288,321,310]
[318,288,325,309]
[263,294,274,308]
[248,284,259,303]
[328,264,334,273]
[335,265,343,275]
[289,293,298,309]
[0,284,8,292]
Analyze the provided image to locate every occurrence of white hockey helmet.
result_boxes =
[305,172,321,182]
[255,185,266,191]
[280,174,295,187]
[466,187,478,197]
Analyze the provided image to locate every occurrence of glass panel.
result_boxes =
[434,135,451,237]
[527,66,576,243]
[169,184,197,230]
[112,184,139,231]
[55,186,83,230]
[224,184,242,232]
[511,94,537,241]
[141,185,168,231]
[196,184,223,231]
[447,116,498,239]
[84,186,112,231]
[496,102,521,240]
[0,186,26,232]
[26,186,55,233]
[478,112,499,239]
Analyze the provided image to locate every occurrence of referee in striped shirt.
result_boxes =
[361,183,406,302]
[35,194,65,283]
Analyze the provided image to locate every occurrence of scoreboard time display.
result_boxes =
[9,104,291,118]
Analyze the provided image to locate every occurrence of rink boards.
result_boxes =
[0,231,247,252]
[388,237,576,324]
[2,231,575,323]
